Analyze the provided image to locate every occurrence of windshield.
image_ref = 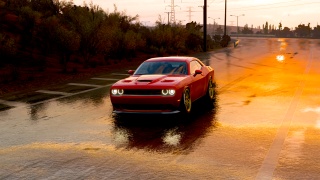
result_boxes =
[134,61,187,75]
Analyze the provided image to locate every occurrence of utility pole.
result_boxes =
[224,0,227,36]
[165,12,171,25]
[203,0,207,52]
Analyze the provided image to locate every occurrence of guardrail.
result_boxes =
[229,34,276,38]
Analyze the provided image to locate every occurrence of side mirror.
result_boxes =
[194,69,202,76]
[128,70,135,75]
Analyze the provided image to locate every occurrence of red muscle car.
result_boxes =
[110,56,215,114]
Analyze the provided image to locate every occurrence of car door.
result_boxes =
[189,60,206,101]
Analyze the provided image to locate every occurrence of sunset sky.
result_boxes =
[73,0,319,29]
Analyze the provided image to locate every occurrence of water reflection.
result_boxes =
[29,103,48,121]
[303,107,320,129]
[111,92,219,154]
[162,128,181,146]
[297,39,311,50]
[56,87,109,107]
[276,55,285,63]
[26,87,111,121]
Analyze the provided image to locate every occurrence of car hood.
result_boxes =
[114,74,186,86]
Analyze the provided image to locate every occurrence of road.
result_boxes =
[0,38,319,179]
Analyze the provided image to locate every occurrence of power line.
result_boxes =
[210,1,320,12]
[227,0,301,9]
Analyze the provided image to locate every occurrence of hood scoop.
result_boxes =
[135,75,167,84]
[137,80,152,82]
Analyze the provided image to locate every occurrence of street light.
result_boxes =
[230,14,245,38]
[209,17,220,35]
[209,17,220,25]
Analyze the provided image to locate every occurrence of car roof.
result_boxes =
[145,56,196,62]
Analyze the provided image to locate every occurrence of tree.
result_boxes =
[18,6,41,51]
[278,22,282,31]
[30,0,59,17]
[295,24,312,37]
[185,21,202,51]
[263,21,269,34]
[313,25,320,38]
[215,25,223,35]
[241,24,253,34]
[0,33,17,62]
[60,3,107,67]
[278,27,293,37]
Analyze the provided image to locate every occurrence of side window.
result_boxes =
[190,61,202,74]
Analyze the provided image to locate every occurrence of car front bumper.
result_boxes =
[110,95,181,114]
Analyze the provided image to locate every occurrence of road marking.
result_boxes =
[1,81,114,110]
[0,99,26,107]
[111,73,129,76]
[91,78,120,81]
[33,83,113,105]
[36,90,73,96]
[68,83,103,88]
[256,50,313,180]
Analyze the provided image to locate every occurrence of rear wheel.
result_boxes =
[180,88,192,114]
[206,78,215,101]
[204,78,216,108]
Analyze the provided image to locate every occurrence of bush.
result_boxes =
[220,35,231,47]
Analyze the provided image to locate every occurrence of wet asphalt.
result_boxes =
[0,38,319,179]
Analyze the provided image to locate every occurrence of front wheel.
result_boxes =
[180,88,192,114]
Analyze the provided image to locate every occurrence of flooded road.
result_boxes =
[0,38,319,179]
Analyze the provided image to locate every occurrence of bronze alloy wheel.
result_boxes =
[183,88,192,113]
[207,78,215,100]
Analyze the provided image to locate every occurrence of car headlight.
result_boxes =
[118,89,124,95]
[111,89,124,95]
[162,89,175,96]
[168,89,175,95]
[162,89,168,95]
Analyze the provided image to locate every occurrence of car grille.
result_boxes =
[114,104,175,111]
[124,89,162,95]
